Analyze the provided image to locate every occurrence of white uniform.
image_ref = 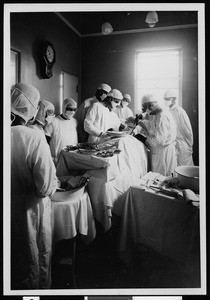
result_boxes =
[11,126,58,289]
[74,96,98,142]
[109,110,121,132]
[45,115,78,164]
[170,104,194,166]
[143,109,177,176]
[114,106,133,124]
[28,123,45,134]
[84,102,120,143]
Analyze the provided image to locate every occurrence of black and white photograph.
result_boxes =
[3,2,206,297]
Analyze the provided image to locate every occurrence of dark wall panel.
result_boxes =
[10,12,81,113]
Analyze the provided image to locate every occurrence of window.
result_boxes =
[134,48,182,113]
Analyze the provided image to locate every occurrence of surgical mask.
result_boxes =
[100,93,107,101]
[122,100,129,107]
[46,115,55,124]
[64,111,74,120]
[164,100,172,108]
[26,108,39,125]
[64,112,71,119]
[111,101,120,110]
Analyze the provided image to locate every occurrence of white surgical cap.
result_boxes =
[107,89,123,100]
[123,94,131,103]
[35,100,55,125]
[141,93,157,105]
[11,82,40,122]
[63,98,77,112]
[164,90,177,99]
[97,83,111,93]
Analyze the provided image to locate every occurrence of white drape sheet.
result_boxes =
[51,191,96,250]
[56,135,148,231]
[117,186,200,267]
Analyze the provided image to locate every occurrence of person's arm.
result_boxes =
[29,134,58,197]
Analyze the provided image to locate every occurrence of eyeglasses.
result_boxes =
[66,107,77,112]
[113,98,121,104]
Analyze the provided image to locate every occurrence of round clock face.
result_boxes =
[46,45,54,63]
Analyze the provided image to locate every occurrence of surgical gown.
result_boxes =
[11,126,58,289]
[114,106,133,125]
[84,102,120,143]
[170,104,194,166]
[74,96,98,142]
[45,115,78,164]
[143,109,177,176]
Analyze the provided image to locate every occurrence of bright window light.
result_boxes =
[134,49,182,113]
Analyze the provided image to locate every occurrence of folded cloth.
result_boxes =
[182,189,199,202]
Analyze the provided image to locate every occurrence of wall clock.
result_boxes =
[41,41,56,79]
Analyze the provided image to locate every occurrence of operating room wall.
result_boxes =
[81,28,199,165]
[10,12,81,113]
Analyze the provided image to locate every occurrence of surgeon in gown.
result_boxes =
[84,88,123,143]
[138,93,177,176]
[74,83,111,143]
[11,83,58,289]
[163,89,194,166]
[45,98,78,165]
[114,93,133,126]
[28,99,55,133]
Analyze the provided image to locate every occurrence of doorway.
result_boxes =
[60,71,78,113]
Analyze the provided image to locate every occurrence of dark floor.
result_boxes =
[51,221,201,290]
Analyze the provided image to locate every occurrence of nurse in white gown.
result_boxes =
[74,83,111,143]
[163,89,194,166]
[138,93,177,176]
[45,98,78,165]
[114,93,133,125]
[28,99,55,133]
[11,83,58,289]
[84,88,123,143]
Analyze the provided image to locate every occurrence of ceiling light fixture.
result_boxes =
[101,22,113,35]
[145,11,159,28]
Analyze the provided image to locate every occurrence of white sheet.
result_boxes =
[56,135,148,231]
[51,191,96,249]
[117,185,200,266]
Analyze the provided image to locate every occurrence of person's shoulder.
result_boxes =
[53,115,65,124]
[177,105,186,113]
[88,101,101,111]
[85,96,95,104]
[173,105,188,116]
[16,125,45,141]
